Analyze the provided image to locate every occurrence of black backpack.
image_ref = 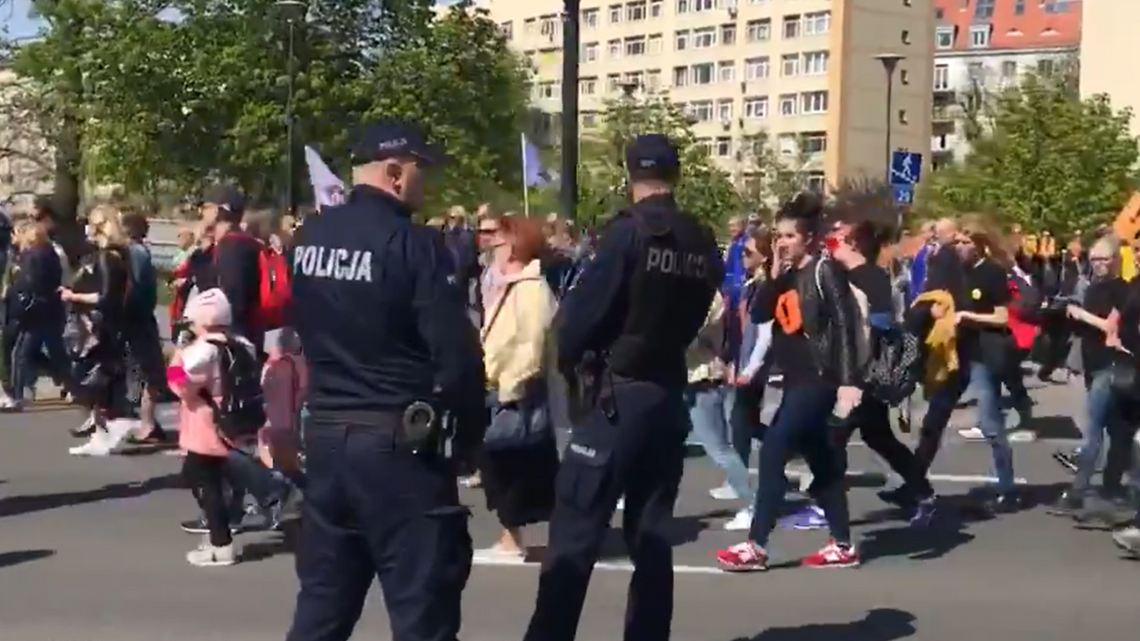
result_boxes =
[203,337,266,441]
[863,326,924,406]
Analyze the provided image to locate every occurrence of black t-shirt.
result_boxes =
[958,258,1011,358]
[923,244,964,302]
[847,263,893,319]
[1117,278,1140,356]
[1078,277,1128,374]
[755,268,820,387]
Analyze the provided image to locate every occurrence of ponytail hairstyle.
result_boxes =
[775,191,825,245]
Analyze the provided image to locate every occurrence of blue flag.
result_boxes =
[522,134,551,187]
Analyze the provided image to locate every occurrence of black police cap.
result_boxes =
[350,121,448,167]
[625,133,681,182]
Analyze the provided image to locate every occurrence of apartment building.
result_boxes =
[480,0,934,190]
[1080,0,1138,140]
[0,64,53,212]
[930,0,1080,168]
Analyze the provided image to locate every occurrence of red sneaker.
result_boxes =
[802,540,860,569]
[716,541,769,572]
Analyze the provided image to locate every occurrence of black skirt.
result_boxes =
[479,436,560,530]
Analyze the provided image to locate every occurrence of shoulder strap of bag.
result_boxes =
[480,280,520,342]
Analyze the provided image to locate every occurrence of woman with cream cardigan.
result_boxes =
[476,214,560,562]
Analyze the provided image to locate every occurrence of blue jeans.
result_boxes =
[11,326,71,402]
[1074,370,1115,492]
[749,384,850,547]
[917,361,1015,493]
[225,449,291,509]
[685,383,753,501]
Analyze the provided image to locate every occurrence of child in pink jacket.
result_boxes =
[167,288,256,568]
[257,328,306,477]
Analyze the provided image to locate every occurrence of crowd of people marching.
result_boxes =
[1,185,1139,571]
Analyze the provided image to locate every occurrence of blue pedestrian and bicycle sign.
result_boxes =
[889,150,922,206]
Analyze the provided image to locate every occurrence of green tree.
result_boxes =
[576,93,740,228]
[922,71,1139,235]
[737,130,812,212]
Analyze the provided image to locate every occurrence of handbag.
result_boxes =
[483,394,551,451]
[1107,355,1140,400]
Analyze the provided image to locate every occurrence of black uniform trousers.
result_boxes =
[286,413,473,641]
[523,380,688,641]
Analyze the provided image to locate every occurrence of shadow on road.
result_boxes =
[734,607,917,641]
[0,549,55,569]
[0,473,182,519]
[858,523,975,563]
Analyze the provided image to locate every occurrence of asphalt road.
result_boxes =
[1,371,1137,641]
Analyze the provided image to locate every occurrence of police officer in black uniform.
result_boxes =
[522,134,723,641]
[286,121,486,641]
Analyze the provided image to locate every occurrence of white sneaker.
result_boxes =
[186,542,237,567]
[101,418,140,453]
[724,507,754,531]
[615,497,625,511]
[957,426,986,440]
[709,484,741,500]
[68,431,113,456]
[0,396,24,412]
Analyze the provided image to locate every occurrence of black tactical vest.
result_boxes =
[607,209,719,385]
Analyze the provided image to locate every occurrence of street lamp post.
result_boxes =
[560,0,580,221]
[874,53,905,228]
[276,0,307,218]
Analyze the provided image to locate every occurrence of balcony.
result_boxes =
[931,104,959,123]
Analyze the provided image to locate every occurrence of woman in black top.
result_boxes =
[830,221,936,520]
[64,205,138,456]
[715,193,862,572]
[1051,237,1137,520]
[914,215,1018,512]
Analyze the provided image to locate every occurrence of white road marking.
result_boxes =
[471,557,725,575]
[748,468,1029,485]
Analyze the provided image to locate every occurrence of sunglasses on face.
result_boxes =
[477,228,498,235]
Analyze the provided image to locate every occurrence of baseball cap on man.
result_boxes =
[625,133,681,183]
[350,121,448,167]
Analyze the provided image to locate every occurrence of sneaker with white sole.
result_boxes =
[802,539,860,569]
[68,431,114,456]
[716,541,769,572]
[472,544,527,564]
[956,427,986,440]
[709,484,741,500]
[186,542,237,567]
[723,507,753,531]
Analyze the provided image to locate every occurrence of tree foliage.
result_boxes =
[572,94,740,228]
[3,0,531,213]
[921,71,1139,235]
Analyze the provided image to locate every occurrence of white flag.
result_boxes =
[305,145,345,211]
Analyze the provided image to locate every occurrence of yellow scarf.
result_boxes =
[912,289,959,388]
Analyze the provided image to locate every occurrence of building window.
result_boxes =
[898,109,909,125]
[691,62,714,85]
[675,30,689,50]
[608,39,622,58]
[935,27,954,49]
[625,36,647,57]
[1043,0,1072,13]
[582,111,597,128]
[540,17,559,38]
[781,54,800,77]
[744,96,768,119]
[499,21,513,40]
[689,100,714,122]
[609,4,622,23]
[716,99,733,122]
[900,69,910,85]
[583,42,599,62]
[693,27,717,48]
[803,51,828,75]
[648,34,663,53]
[718,61,736,83]
[1001,60,1017,78]
[745,57,770,80]
[673,66,689,87]
[627,1,647,21]
[805,172,826,193]
[933,64,949,90]
[974,0,995,19]
[694,138,713,155]
[801,90,828,114]
[901,29,911,44]
[1013,0,1025,14]
[524,18,536,34]
[677,0,690,13]
[537,81,558,100]
[721,24,737,46]
[650,0,664,17]
[801,132,827,154]
[582,9,599,28]
[646,69,662,90]
[1038,58,1056,76]
[803,11,830,36]
[969,25,990,48]
[967,61,984,82]
[782,15,800,39]
[693,0,715,12]
[607,74,622,92]
[580,77,597,95]
[778,133,797,155]
[779,93,797,116]
[747,19,771,42]
[624,71,644,89]
[715,137,732,158]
